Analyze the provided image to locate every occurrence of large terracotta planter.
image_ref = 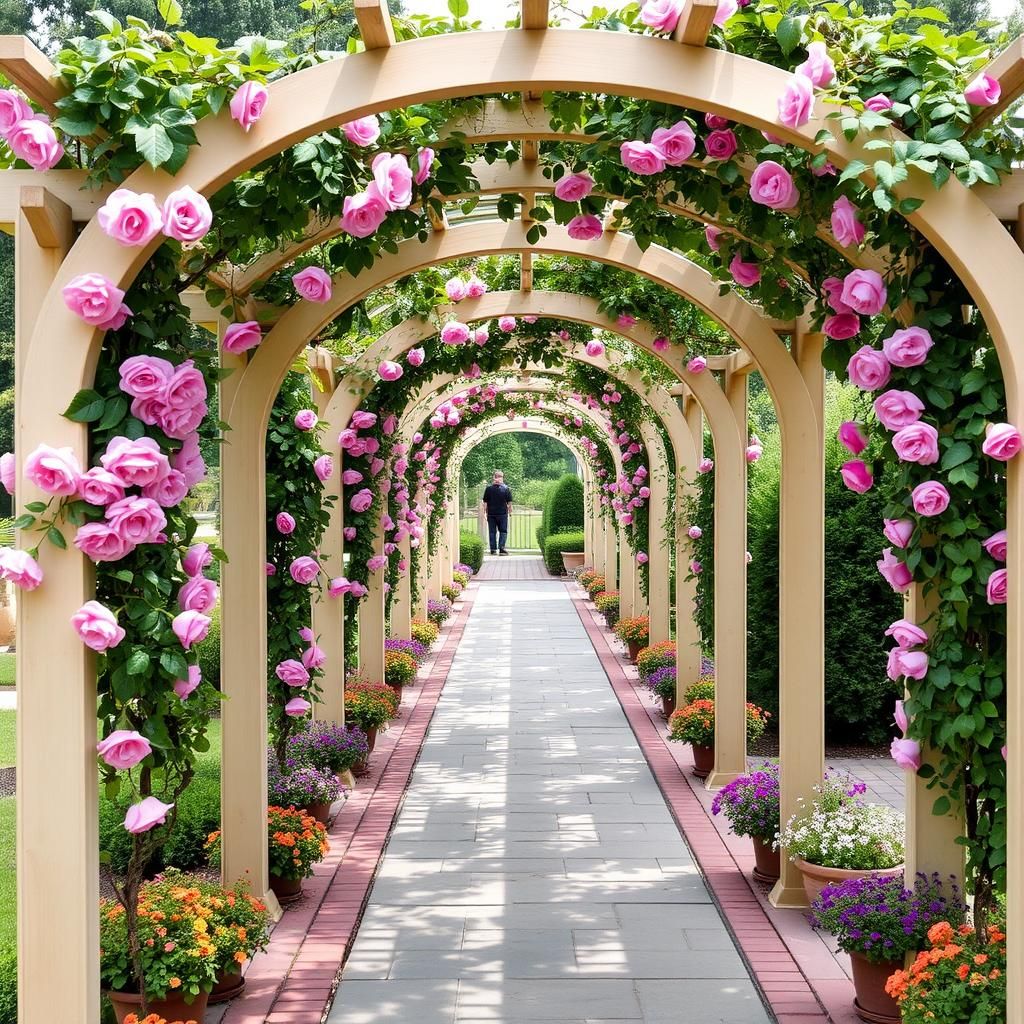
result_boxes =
[106,988,209,1024]
[792,858,905,907]
[849,953,902,1023]
[364,725,378,752]
[751,837,781,883]
[690,742,714,778]
[208,968,245,1005]
[660,694,676,718]
[306,800,332,825]
[627,640,644,663]
[269,873,304,905]
[561,551,586,573]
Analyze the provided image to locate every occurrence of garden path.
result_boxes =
[474,555,552,581]
[326,580,772,1024]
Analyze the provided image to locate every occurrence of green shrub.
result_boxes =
[543,531,585,576]
[196,603,220,689]
[0,947,14,1024]
[539,474,583,552]
[459,530,484,573]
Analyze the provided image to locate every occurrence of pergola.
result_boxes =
[3,1,1021,1018]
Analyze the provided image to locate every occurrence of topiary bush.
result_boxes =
[459,530,484,573]
[543,531,585,575]
[196,603,220,689]
[539,474,584,552]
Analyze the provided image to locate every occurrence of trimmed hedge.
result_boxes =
[0,948,13,1024]
[543,531,585,576]
[538,474,584,552]
[459,530,484,573]
[196,603,220,689]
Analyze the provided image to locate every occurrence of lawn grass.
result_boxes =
[0,799,13,950]
[0,655,13,687]
[0,713,11,769]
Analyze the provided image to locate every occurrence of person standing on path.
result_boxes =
[481,470,513,555]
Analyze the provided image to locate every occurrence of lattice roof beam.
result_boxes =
[521,250,533,291]
[672,0,719,46]
[967,36,1024,134]
[521,0,550,30]
[0,36,64,113]
[19,186,73,250]
[355,0,395,50]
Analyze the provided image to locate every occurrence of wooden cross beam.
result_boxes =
[521,0,550,29]
[355,0,395,50]
[672,0,719,46]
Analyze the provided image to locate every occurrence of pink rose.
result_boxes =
[314,454,334,482]
[688,525,702,539]
[690,560,703,574]
[96,729,152,770]
[164,360,206,411]
[499,316,517,333]
[698,458,714,473]
[846,346,891,392]
[289,556,321,585]
[174,664,201,700]
[777,73,814,128]
[653,337,670,352]
[983,530,1007,562]
[229,80,268,131]
[378,360,403,381]
[466,275,487,298]
[182,542,212,577]
[367,553,388,572]
[795,41,835,87]
[118,354,173,400]
[885,619,928,648]
[892,422,939,465]
[372,151,413,211]
[71,600,125,651]
[822,276,853,314]
[178,575,217,614]
[162,186,212,243]
[890,737,922,772]
[620,140,666,176]
[415,147,434,185]
[877,548,912,593]
[222,321,262,354]
[746,445,762,463]
[293,266,333,303]
[445,277,467,302]
[337,428,358,450]
[402,348,426,370]
[840,269,887,315]
[24,443,80,495]
[838,421,868,455]
[865,94,893,112]
[62,273,129,329]
[343,115,380,147]
[141,468,188,508]
[294,409,318,431]
[101,436,169,488]
[9,118,63,170]
[883,518,914,549]
[982,422,1023,461]
[98,188,164,247]
[276,512,296,534]
[636,551,649,564]
[441,321,470,345]
[704,129,737,161]
[729,254,761,287]
[987,567,1008,604]
[276,659,311,687]
[822,313,861,341]
[687,356,708,374]
[873,390,924,430]
[705,113,729,130]
[749,160,799,210]
[298,627,315,643]
[106,495,167,545]
[554,171,595,202]
[830,195,864,248]
[964,73,1001,107]
[157,401,205,441]
[882,326,934,368]
[705,225,722,251]
[383,414,398,435]
[651,121,696,165]
[302,644,326,671]
[172,609,211,649]
[342,469,364,486]
[840,459,873,493]
[713,0,737,26]
[894,700,909,734]
[341,185,389,238]
[123,796,174,834]
[0,548,43,590]
[567,214,603,240]
[0,89,31,135]
[285,697,312,717]
[0,452,13,495]
[328,576,352,597]
[585,340,605,358]
[639,0,683,31]
[911,480,951,517]
[887,647,929,681]
[265,562,276,576]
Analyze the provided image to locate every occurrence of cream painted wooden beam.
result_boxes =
[522,139,540,161]
[521,0,550,29]
[967,37,1024,134]
[427,205,449,231]
[355,0,395,50]
[521,250,533,291]
[0,171,108,222]
[0,35,64,112]
[20,186,73,250]
[672,0,719,46]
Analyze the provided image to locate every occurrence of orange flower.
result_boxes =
[927,921,955,947]
[168,977,181,989]
[974,953,989,965]
[957,963,970,980]
[234,950,247,964]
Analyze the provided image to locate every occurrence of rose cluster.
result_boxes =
[0,87,63,171]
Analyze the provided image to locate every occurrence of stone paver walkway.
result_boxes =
[327,581,771,1024]
[474,554,554,581]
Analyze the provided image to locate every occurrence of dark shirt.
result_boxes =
[482,483,512,516]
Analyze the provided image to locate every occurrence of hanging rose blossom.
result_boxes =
[406,347,426,367]
[876,548,912,593]
[652,337,670,353]
[636,552,649,564]
[63,273,130,330]
[100,436,169,489]
[830,196,864,248]
[651,122,696,165]
[372,152,413,211]
[567,214,603,241]
[840,269,887,316]
[302,644,326,670]
[178,576,217,615]
[894,700,909,734]
[314,454,334,483]
[777,73,814,128]
[704,225,722,252]
[162,186,213,243]
[466,275,488,298]
[890,737,922,772]
[266,562,276,576]
[885,619,929,649]
[882,326,934,368]
[293,266,333,303]
[982,422,1023,461]
[342,115,380,147]
[229,81,268,131]
[71,600,125,651]
[106,495,167,546]
[686,356,707,374]
[865,94,894,112]
[822,313,861,341]
[639,0,683,31]
[585,340,605,358]
[174,665,202,700]
[96,729,152,770]
[795,41,835,87]
[222,321,262,354]
[688,525,702,540]
[172,609,211,650]
[341,185,389,238]
[123,797,174,834]
[840,460,873,493]
[620,140,667,176]
[749,160,799,210]
[964,73,1001,107]
[499,316,517,333]
[846,345,891,392]
[838,421,868,455]
[276,512,296,535]
[0,548,43,590]
[414,147,434,185]
[0,452,13,495]
[705,113,729,130]
[441,321,470,345]
[24,443,81,496]
[378,360,403,382]
[697,458,714,473]
[342,469,364,485]
[8,118,63,170]
[704,129,738,161]
[883,518,914,549]
[729,253,760,287]
[911,481,950,517]
[328,576,352,597]
[987,567,1007,604]
[892,422,939,465]
[350,488,374,513]
[554,171,595,202]
[474,326,490,345]
[285,697,312,717]
[822,276,853,314]
[276,659,310,687]
[713,0,737,26]
[873,390,924,431]
[0,90,31,135]
[887,647,929,681]
[983,530,1007,561]
[182,542,212,578]
[289,556,321,584]
[74,522,131,563]
[690,560,703,574]
[98,189,164,247]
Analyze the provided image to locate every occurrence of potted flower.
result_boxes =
[613,615,650,662]
[778,772,905,905]
[386,636,431,667]
[561,550,586,572]
[886,918,1006,1024]
[577,567,597,588]
[286,719,369,788]
[385,648,418,690]
[453,569,471,587]
[711,761,781,882]
[584,574,606,600]
[267,756,341,824]
[441,581,461,603]
[593,590,620,628]
[411,618,439,647]
[813,873,964,1024]
[454,562,475,578]
[345,680,401,754]
[637,640,676,682]
[427,596,453,626]
[100,876,220,1023]
[668,699,769,778]
[683,675,715,703]
[647,666,678,718]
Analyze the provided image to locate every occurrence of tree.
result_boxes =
[520,433,574,479]
[462,434,524,494]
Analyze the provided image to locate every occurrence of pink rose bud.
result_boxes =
[636,552,648,564]
[351,411,377,429]
[407,347,426,366]
[71,600,125,651]
[705,225,722,251]
[982,422,1023,461]
[729,253,761,287]
[294,409,318,431]
[894,699,909,734]
[62,273,130,330]
[883,518,914,549]
[266,562,276,575]
[162,186,213,243]
[877,547,912,593]
[745,445,762,463]
[885,619,929,649]
[567,214,603,240]
[0,548,43,590]
[178,576,218,615]
[0,452,13,495]
[302,644,326,670]
[343,115,380,147]
[222,321,262,354]
[172,609,211,650]
[687,526,702,540]
[697,458,714,473]
[328,576,352,597]
[987,567,1007,605]
[98,188,164,247]
[96,729,152,770]
[292,266,333,303]
[777,72,814,129]
[378,360,404,381]
[229,80,269,131]
[795,40,835,87]
[890,737,922,772]
[864,94,893,112]
[174,664,202,700]
[285,697,312,717]
[182,542,212,578]
[585,340,605,358]
[964,73,1001,107]
[371,151,413,211]
[123,796,174,834]
[344,527,357,541]
[838,421,868,455]
[983,529,1007,562]
[690,560,702,574]
[830,195,864,249]
[414,147,434,185]
[276,512,296,534]
[823,314,861,340]
[840,459,873,493]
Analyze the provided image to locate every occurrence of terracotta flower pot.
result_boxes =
[352,756,369,776]
[751,836,781,883]
[561,551,586,572]
[627,640,643,662]
[306,800,332,825]
[269,873,304,905]
[364,725,378,752]
[660,694,676,719]
[106,988,209,1024]
[849,952,902,1023]
[690,742,714,778]
[792,858,905,907]
[208,968,245,1005]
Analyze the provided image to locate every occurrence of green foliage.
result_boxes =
[0,947,14,1024]
[0,712,12,768]
[463,433,524,491]
[540,474,584,552]
[543,530,585,575]
[195,604,220,689]
[458,530,484,573]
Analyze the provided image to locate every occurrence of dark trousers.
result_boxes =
[487,513,509,552]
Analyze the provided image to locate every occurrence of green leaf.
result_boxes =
[937,139,970,163]
[447,0,469,16]
[157,0,183,25]
[131,122,174,169]
[96,396,128,431]
[24,502,48,513]
[838,160,868,184]
[46,526,66,550]
[940,440,973,470]
[775,15,802,55]
[11,514,35,530]
[63,389,106,423]
[126,650,151,676]
[54,114,99,137]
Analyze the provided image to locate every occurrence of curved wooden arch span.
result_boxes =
[14,27,1019,1021]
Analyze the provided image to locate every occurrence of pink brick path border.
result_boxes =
[568,583,858,1024]
[220,584,478,1024]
